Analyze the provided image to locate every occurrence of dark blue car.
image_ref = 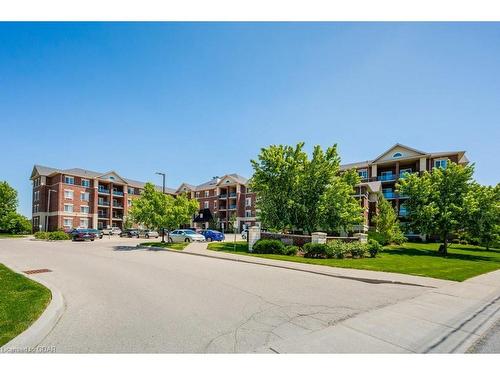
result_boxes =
[200,229,225,242]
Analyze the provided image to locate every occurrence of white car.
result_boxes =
[168,229,206,243]
[102,226,122,236]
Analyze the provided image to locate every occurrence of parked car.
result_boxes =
[102,226,122,236]
[88,229,103,239]
[241,229,248,240]
[169,229,206,243]
[120,229,140,238]
[70,228,96,241]
[139,229,159,239]
[200,229,225,242]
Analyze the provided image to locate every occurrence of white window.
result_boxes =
[80,192,90,201]
[245,197,252,207]
[63,218,73,228]
[64,175,74,184]
[195,191,200,198]
[205,191,209,197]
[204,201,209,209]
[64,190,73,199]
[245,210,252,218]
[81,179,90,187]
[127,199,132,207]
[79,218,89,228]
[33,204,39,213]
[80,206,89,214]
[64,204,73,213]
[434,159,448,169]
[213,200,217,209]
[358,169,368,180]
[34,191,39,201]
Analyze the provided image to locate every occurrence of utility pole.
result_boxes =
[155,172,166,243]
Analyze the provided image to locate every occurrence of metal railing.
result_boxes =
[98,187,110,194]
[383,192,397,199]
[219,194,227,199]
[113,191,124,196]
[98,201,110,206]
[378,174,396,181]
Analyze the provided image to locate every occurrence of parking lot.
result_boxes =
[0,236,435,353]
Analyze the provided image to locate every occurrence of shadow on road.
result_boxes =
[113,245,166,252]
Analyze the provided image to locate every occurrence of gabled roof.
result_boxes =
[176,182,197,193]
[371,143,427,163]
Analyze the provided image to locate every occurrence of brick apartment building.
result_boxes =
[30,166,256,233]
[30,144,467,234]
[340,144,468,234]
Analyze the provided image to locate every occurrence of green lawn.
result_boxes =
[0,233,28,238]
[140,241,189,251]
[0,264,52,346]
[207,241,500,282]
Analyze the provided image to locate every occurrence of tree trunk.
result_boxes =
[438,232,448,256]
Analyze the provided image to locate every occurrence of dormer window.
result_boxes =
[109,176,115,180]
[393,152,403,158]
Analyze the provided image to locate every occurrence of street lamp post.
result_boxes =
[46,189,58,231]
[155,172,166,243]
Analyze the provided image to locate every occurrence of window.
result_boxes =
[64,176,74,184]
[64,204,73,213]
[81,179,90,187]
[128,187,135,195]
[127,199,132,207]
[434,159,448,169]
[34,191,39,201]
[358,169,368,180]
[213,200,217,209]
[34,177,41,187]
[195,192,200,198]
[80,206,90,214]
[205,191,209,197]
[80,192,90,201]
[204,201,209,209]
[63,218,73,228]
[64,190,74,200]
[33,204,39,213]
[393,152,403,158]
[245,197,252,207]
[33,216,40,229]
[80,218,89,228]
[245,210,252,218]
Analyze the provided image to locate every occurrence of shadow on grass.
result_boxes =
[384,247,495,262]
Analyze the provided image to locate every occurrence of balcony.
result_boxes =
[219,194,227,199]
[399,208,408,217]
[383,192,397,199]
[399,171,414,179]
[112,216,123,220]
[229,192,237,198]
[98,187,110,194]
[113,203,123,208]
[98,201,110,207]
[113,190,124,196]
[98,214,108,219]
[378,174,396,182]
[228,204,237,210]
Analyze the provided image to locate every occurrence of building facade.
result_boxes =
[30,166,257,233]
[340,144,468,234]
[30,144,467,234]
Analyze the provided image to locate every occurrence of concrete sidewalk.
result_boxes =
[186,242,500,353]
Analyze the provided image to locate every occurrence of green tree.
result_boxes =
[397,161,474,255]
[128,183,198,240]
[373,195,405,245]
[2,212,32,234]
[464,183,500,250]
[0,181,18,226]
[250,142,362,234]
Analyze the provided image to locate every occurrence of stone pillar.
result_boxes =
[371,164,378,179]
[419,157,427,173]
[311,232,327,244]
[353,233,368,243]
[248,226,261,252]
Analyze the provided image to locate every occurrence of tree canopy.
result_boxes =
[128,183,199,232]
[397,162,475,255]
[0,181,31,234]
[373,195,405,245]
[250,142,362,234]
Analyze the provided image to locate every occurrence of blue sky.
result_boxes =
[1,22,499,217]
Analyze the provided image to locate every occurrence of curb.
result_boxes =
[136,244,435,288]
[1,267,65,353]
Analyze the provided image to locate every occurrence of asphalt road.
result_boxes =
[0,237,444,353]
[468,318,500,353]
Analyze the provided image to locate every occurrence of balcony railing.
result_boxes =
[229,205,237,210]
[378,174,396,182]
[399,208,408,217]
[383,192,397,199]
[219,194,227,199]
[98,201,110,206]
[113,191,124,196]
[98,214,108,219]
[112,216,123,220]
[229,192,237,198]
[98,187,110,194]
[398,171,414,179]
[113,203,123,208]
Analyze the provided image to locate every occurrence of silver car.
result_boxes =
[168,229,206,243]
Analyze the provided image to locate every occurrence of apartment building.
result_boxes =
[30,165,176,232]
[30,165,257,233]
[340,144,468,233]
[176,174,257,232]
